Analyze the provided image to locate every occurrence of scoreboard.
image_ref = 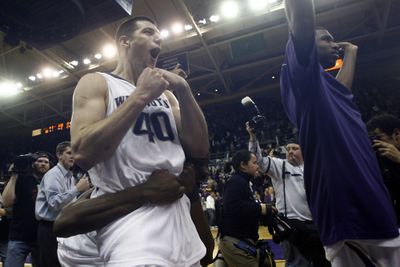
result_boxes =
[32,121,71,137]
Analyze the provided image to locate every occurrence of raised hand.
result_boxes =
[135,67,170,102]
[373,140,400,163]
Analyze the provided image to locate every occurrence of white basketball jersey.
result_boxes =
[88,73,205,266]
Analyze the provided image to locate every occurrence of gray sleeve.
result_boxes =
[248,139,270,174]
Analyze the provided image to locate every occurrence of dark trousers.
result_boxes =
[287,219,331,267]
[37,220,61,267]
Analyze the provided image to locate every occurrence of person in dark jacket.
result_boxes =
[219,150,273,267]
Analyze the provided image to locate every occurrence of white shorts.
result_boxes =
[324,230,400,267]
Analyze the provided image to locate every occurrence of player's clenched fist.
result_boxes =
[135,67,170,102]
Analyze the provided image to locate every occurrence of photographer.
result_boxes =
[367,114,400,225]
[219,150,274,267]
[247,122,329,267]
[2,152,51,267]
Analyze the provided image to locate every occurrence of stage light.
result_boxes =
[83,58,91,65]
[248,0,268,11]
[37,73,43,79]
[171,23,184,35]
[70,60,79,66]
[29,76,36,81]
[16,82,23,89]
[221,1,239,19]
[184,24,193,31]
[272,75,276,79]
[209,15,220,22]
[42,68,53,78]
[0,81,21,97]
[103,44,117,58]
[94,53,102,60]
[160,29,170,38]
[214,89,219,92]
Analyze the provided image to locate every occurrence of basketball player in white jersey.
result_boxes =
[70,16,209,266]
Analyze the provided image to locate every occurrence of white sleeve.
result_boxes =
[248,139,270,174]
[267,157,284,181]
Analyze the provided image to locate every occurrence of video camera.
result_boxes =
[267,213,294,244]
[241,96,266,132]
[10,152,52,175]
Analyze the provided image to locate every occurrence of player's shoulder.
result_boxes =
[74,72,108,96]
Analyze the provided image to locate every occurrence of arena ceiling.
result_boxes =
[0,0,399,137]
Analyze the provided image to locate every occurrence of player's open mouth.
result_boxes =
[150,47,161,59]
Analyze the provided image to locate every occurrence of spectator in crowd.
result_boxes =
[35,141,90,267]
[247,122,329,267]
[219,150,274,266]
[367,114,400,225]
[205,190,216,228]
[2,152,51,267]
[280,0,400,265]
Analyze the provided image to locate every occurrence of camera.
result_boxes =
[11,153,35,174]
[267,213,294,243]
[241,96,266,132]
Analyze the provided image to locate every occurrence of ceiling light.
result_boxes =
[197,92,201,96]
[83,58,91,65]
[249,0,268,11]
[70,60,79,66]
[52,71,60,78]
[37,73,43,79]
[171,23,184,35]
[268,0,279,4]
[0,82,21,97]
[209,15,220,22]
[15,82,23,89]
[214,89,219,92]
[198,19,207,25]
[160,29,170,39]
[103,44,117,58]
[272,75,275,79]
[184,24,193,31]
[42,68,53,78]
[29,76,36,81]
[94,53,102,60]
[58,70,65,74]
[221,1,239,19]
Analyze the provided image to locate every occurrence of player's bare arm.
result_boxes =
[285,0,316,66]
[161,69,209,158]
[336,42,358,90]
[71,68,169,170]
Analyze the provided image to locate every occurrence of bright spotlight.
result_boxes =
[198,19,207,25]
[221,1,239,19]
[160,29,170,39]
[249,0,268,11]
[70,60,79,66]
[42,68,53,78]
[29,76,36,81]
[16,82,23,89]
[184,24,193,31]
[268,0,279,4]
[103,44,117,58]
[94,53,102,60]
[0,82,21,97]
[209,15,220,22]
[83,58,91,65]
[214,89,219,92]
[37,73,43,79]
[171,23,183,35]
[52,71,60,78]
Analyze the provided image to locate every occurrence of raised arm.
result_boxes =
[71,69,169,170]
[285,0,316,66]
[246,122,270,174]
[2,173,17,208]
[336,42,358,90]
[160,68,209,158]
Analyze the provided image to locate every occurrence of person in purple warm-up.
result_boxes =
[279,0,400,266]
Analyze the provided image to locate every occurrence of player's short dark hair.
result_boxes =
[115,16,156,41]
[367,114,400,135]
[232,150,253,172]
[56,141,71,156]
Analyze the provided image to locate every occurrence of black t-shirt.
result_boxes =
[9,174,40,242]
